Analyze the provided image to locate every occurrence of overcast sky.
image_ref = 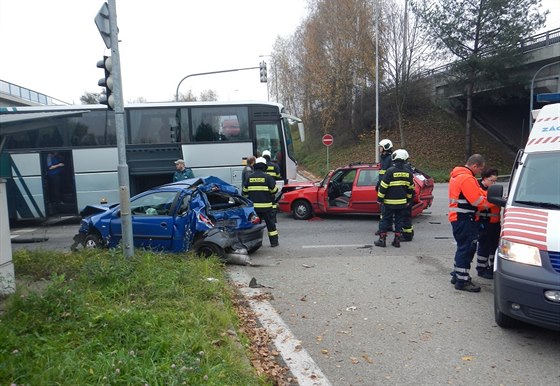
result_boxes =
[0,0,558,105]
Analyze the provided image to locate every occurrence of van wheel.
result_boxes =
[494,294,518,328]
[193,241,225,259]
[84,234,103,249]
[293,200,312,220]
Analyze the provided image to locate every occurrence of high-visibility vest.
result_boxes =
[448,166,493,222]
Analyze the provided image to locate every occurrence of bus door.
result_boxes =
[7,152,46,220]
[255,121,285,181]
[41,150,77,217]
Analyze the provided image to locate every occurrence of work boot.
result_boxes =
[374,233,387,247]
[454,280,481,293]
[391,233,401,248]
[477,268,493,279]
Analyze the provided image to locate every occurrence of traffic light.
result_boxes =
[259,61,267,83]
[97,55,115,110]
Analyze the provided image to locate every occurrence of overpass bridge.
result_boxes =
[421,28,560,153]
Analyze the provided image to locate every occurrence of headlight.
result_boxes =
[497,238,541,266]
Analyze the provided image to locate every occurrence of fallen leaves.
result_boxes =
[233,296,292,386]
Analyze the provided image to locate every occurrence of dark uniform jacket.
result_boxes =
[377,161,414,209]
[377,151,393,189]
[266,161,282,180]
[242,169,278,211]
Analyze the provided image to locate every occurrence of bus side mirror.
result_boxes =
[488,184,506,207]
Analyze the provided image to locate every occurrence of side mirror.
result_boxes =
[488,184,506,207]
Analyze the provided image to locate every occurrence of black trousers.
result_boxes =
[379,205,407,234]
[257,209,278,245]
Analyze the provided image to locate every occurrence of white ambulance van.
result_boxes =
[488,102,560,331]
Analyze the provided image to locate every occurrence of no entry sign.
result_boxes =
[322,134,334,147]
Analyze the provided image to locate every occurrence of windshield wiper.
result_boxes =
[515,200,560,209]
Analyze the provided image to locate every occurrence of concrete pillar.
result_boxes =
[0,178,15,294]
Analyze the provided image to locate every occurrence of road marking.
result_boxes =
[10,228,38,239]
[302,244,369,249]
[228,268,332,386]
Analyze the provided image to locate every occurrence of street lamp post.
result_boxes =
[529,60,560,131]
[175,66,259,101]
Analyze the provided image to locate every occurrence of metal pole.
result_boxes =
[0,177,15,295]
[175,67,259,101]
[529,60,560,131]
[108,0,134,258]
[375,0,380,163]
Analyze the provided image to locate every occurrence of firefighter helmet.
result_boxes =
[254,157,268,169]
[379,139,393,151]
[391,149,409,161]
[262,150,271,158]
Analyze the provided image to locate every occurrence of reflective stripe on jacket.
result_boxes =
[266,162,282,180]
[476,179,501,223]
[448,166,492,222]
[242,170,278,210]
[377,161,414,208]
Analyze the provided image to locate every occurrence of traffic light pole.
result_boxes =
[175,67,259,101]
[106,0,134,258]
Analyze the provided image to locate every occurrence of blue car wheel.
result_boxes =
[84,234,103,249]
[193,240,225,259]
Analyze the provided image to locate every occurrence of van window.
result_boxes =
[513,153,560,207]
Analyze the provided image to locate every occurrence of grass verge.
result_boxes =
[0,249,274,385]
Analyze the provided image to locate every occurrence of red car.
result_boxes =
[278,163,434,220]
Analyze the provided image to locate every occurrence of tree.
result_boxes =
[292,0,377,145]
[412,0,547,159]
[199,89,218,101]
[80,91,100,104]
[380,0,437,147]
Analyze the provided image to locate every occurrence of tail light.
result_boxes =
[198,213,214,227]
[249,212,261,224]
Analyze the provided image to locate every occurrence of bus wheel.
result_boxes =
[84,234,102,249]
[193,241,225,260]
[494,293,518,328]
[292,200,312,220]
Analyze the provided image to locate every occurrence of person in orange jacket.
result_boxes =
[448,154,496,292]
[475,168,501,279]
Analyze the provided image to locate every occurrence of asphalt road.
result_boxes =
[229,183,560,385]
[9,183,560,385]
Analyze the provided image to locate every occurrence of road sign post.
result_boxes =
[322,134,334,172]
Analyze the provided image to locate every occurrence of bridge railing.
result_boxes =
[420,28,560,78]
[0,79,69,106]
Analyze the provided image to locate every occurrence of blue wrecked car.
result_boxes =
[72,176,265,263]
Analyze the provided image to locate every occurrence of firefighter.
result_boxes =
[243,157,279,247]
[401,160,415,241]
[375,149,414,248]
[262,150,282,222]
[448,154,495,292]
[475,168,501,279]
[375,139,394,235]
[376,139,394,189]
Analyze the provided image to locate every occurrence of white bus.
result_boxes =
[0,101,304,221]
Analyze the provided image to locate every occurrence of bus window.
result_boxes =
[192,106,249,143]
[128,108,180,144]
[255,122,281,159]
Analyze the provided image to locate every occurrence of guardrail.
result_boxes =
[0,79,69,106]
[420,27,560,78]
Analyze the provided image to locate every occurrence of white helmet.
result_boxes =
[379,139,393,151]
[255,157,267,165]
[391,149,409,161]
[262,150,271,158]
